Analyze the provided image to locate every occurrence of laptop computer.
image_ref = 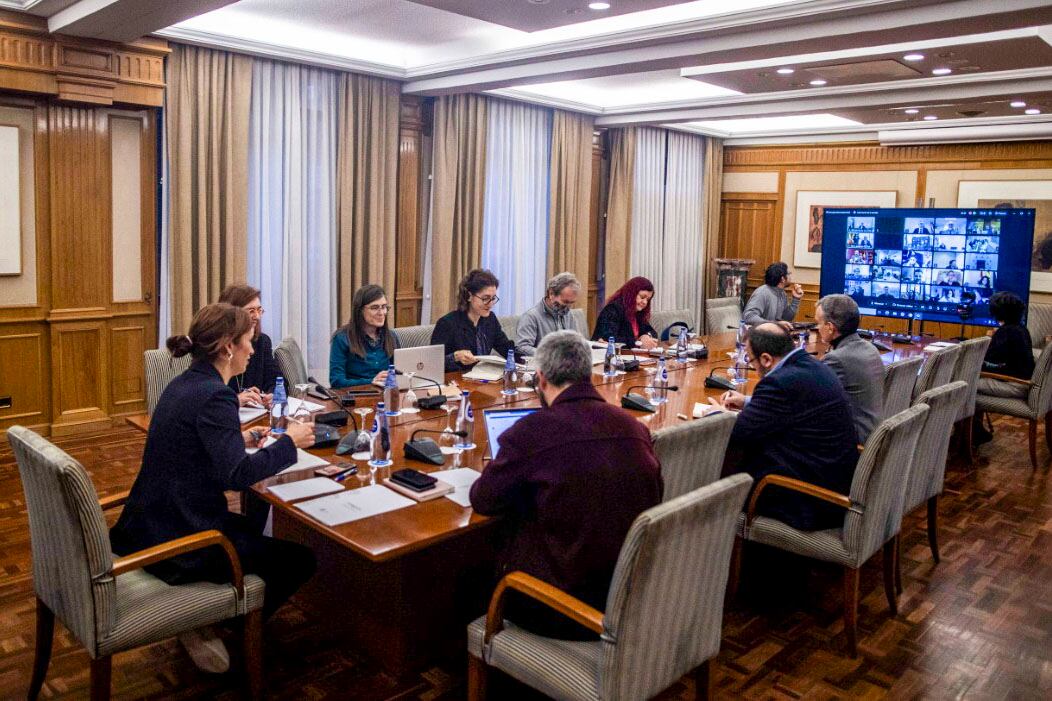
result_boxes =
[483,407,539,458]
[393,344,445,390]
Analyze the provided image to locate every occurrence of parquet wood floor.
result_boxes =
[1,415,1049,700]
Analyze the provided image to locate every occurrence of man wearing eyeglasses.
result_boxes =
[515,272,582,357]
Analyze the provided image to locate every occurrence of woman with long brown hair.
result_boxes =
[431,268,516,372]
[329,284,401,387]
[218,283,279,406]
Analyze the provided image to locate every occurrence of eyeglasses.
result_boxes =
[473,294,500,305]
[365,304,390,313]
[245,306,265,315]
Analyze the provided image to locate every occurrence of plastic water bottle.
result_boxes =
[368,402,392,468]
[502,349,517,396]
[735,321,747,358]
[675,326,689,360]
[603,336,616,376]
[654,357,669,404]
[454,390,476,450]
[270,377,288,434]
[383,364,401,416]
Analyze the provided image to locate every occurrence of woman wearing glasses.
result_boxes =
[432,268,516,372]
[330,284,402,388]
[218,283,279,406]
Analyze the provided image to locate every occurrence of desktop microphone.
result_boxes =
[404,428,467,465]
[394,371,448,410]
[308,376,353,429]
[621,384,679,413]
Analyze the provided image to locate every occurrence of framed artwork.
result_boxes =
[0,125,20,275]
[794,190,897,268]
[958,180,1052,292]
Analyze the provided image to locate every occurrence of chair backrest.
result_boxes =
[1027,302,1052,351]
[950,336,991,421]
[882,355,923,419]
[393,323,435,349]
[649,308,693,339]
[905,382,969,513]
[912,344,961,400]
[6,426,114,656]
[274,336,308,387]
[1027,343,1052,417]
[652,412,736,501]
[705,297,742,336]
[842,404,929,567]
[499,314,519,345]
[600,474,752,700]
[569,308,588,336]
[144,348,191,415]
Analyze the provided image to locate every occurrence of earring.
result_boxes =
[227,352,233,361]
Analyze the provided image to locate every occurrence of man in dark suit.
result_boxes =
[718,324,859,530]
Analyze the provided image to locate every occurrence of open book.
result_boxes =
[463,354,529,381]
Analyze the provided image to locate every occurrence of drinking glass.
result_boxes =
[402,372,421,414]
[439,402,458,455]
[351,406,373,461]
[291,384,313,422]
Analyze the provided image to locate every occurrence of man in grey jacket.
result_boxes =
[816,293,884,444]
[743,261,804,328]
[516,272,582,356]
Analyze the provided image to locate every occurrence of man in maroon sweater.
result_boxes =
[470,330,662,639]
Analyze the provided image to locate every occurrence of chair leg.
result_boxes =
[244,610,264,700]
[467,654,489,701]
[89,656,111,701]
[1030,419,1039,470]
[1045,413,1052,455]
[28,597,54,701]
[727,536,743,602]
[694,658,713,701]
[882,537,899,617]
[927,495,941,564]
[843,567,860,658]
[962,417,975,465]
[894,534,903,595]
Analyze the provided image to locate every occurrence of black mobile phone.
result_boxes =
[390,468,437,492]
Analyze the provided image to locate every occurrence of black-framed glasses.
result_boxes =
[473,294,500,305]
[365,304,390,313]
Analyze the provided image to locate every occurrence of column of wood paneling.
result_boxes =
[395,96,424,326]
[587,130,607,330]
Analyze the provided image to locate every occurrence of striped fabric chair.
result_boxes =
[274,336,308,387]
[705,297,742,336]
[569,308,588,336]
[7,426,266,701]
[733,404,929,657]
[144,348,191,415]
[653,412,737,502]
[912,344,961,400]
[467,474,753,701]
[1027,301,1052,359]
[976,344,1052,469]
[650,308,694,341]
[393,323,436,349]
[499,314,520,346]
[882,355,923,420]
[948,336,991,459]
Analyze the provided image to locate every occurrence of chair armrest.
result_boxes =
[1044,334,1052,347]
[98,490,130,511]
[111,530,244,598]
[484,571,604,645]
[746,474,852,527]
[979,371,1032,386]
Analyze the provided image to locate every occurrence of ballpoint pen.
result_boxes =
[333,466,359,482]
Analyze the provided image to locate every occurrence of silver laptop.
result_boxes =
[393,344,445,390]
[483,407,539,458]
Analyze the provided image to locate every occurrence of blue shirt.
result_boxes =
[329,330,399,388]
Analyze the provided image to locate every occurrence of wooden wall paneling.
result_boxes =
[109,322,144,411]
[395,95,424,327]
[50,321,109,436]
[723,141,1052,170]
[0,322,48,432]
[587,130,606,329]
[719,192,780,294]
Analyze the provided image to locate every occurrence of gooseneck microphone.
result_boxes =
[622,385,680,413]
[404,428,467,466]
[308,376,355,430]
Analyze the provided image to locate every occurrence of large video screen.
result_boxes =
[820,207,1035,327]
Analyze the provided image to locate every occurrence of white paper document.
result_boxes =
[246,438,330,474]
[239,406,267,424]
[295,484,415,526]
[431,468,481,507]
[286,397,325,415]
[267,477,343,501]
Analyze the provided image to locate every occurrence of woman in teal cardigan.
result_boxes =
[329,284,401,388]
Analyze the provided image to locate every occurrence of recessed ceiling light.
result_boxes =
[1026,108,1042,115]
[588,1,611,9]
[932,68,952,75]
[904,108,920,114]
[903,53,925,61]
[809,79,827,86]
[776,67,794,75]
[923,115,938,120]
[1010,101,1027,108]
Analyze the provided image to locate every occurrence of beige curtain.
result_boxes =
[547,110,595,288]
[603,127,637,299]
[700,136,724,324]
[429,94,488,322]
[166,44,252,333]
[336,73,401,323]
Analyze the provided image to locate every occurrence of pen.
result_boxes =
[333,466,358,482]
[677,413,689,421]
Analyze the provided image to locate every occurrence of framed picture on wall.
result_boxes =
[794,190,897,269]
[958,180,1052,293]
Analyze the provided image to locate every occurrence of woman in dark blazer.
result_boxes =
[591,276,659,349]
[219,283,280,407]
[110,303,316,671]
[431,268,516,372]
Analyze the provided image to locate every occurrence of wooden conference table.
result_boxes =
[128,331,932,675]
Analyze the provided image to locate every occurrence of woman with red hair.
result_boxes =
[591,276,659,349]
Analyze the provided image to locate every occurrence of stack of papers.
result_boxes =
[922,341,957,353]
[267,477,343,501]
[295,484,415,526]
[286,397,325,414]
[246,436,331,473]
[239,406,267,424]
[430,468,481,507]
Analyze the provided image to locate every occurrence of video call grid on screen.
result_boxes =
[820,207,1035,326]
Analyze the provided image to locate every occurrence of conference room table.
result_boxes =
[127,330,935,675]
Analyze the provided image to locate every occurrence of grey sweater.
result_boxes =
[742,284,799,325]
[516,300,574,356]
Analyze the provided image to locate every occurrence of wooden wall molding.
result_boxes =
[725,141,1052,169]
[395,95,426,327]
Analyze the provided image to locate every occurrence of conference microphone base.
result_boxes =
[404,438,446,465]
[621,393,657,413]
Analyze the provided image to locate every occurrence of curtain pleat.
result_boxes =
[630,127,669,307]
[547,110,594,290]
[603,127,637,299]
[663,131,707,329]
[700,136,724,329]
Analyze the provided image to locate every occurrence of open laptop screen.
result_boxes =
[483,408,538,458]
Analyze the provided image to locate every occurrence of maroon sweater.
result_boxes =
[470,382,662,612]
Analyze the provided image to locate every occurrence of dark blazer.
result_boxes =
[111,359,297,574]
[823,332,885,444]
[431,309,515,372]
[724,350,859,531]
[227,332,279,394]
[591,302,657,347]
[984,323,1034,379]
[470,382,662,622]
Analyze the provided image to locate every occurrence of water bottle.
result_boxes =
[654,357,669,404]
[383,364,401,416]
[675,326,689,359]
[735,321,746,358]
[603,336,616,376]
[502,349,517,396]
[454,390,476,450]
[270,376,288,434]
[368,402,392,467]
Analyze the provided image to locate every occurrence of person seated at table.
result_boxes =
[591,276,659,349]
[974,291,1035,444]
[330,284,401,387]
[718,324,858,531]
[742,262,803,330]
[431,268,516,372]
[470,330,662,639]
[815,294,884,444]
[218,283,278,407]
[110,303,317,673]
[515,271,581,357]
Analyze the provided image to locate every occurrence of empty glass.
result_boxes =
[402,372,421,414]
[439,401,458,455]
[351,406,373,461]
